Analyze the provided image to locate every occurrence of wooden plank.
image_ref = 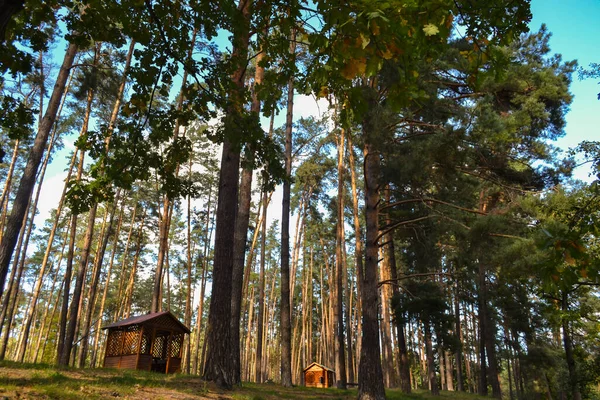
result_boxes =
[135,326,144,369]
[119,355,138,370]
[168,357,181,374]
[138,355,152,370]
[148,327,156,371]
[104,356,120,368]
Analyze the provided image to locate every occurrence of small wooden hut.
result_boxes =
[303,362,335,388]
[102,311,190,374]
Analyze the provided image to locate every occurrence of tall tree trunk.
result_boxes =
[184,166,193,374]
[57,149,85,364]
[334,126,347,389]
[114,204,137,320]
[479,262,501,399]
[16,149,77,361]
[0,200,29,360]
[61,201,97,366]
[380,225,395,388]
[280,26,296,389]
[151,27,195,313]
[202,0,251,387]
[347,135,363,373]
[445,350,454,391]
[424,321,439,396]
[192,185,212,375]
[0,139,19,237]
[123,210,146,318]
[90,201,124,367]
[357,94,385,399]
[344,239,354,384]
[77,194,119,367]
[477,262,488,397]
[384,203,410,393]
[562,292,581,400]
[59,44,99,366]
[231,36,266,385]
[454,280,465,391]
[0,42,77,299]
[255,187,268,382]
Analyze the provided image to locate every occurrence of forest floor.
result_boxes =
[0,361,486,400]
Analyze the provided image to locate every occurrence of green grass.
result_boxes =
[0,361,490,399]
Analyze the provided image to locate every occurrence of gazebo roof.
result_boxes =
[303,362,335,373]
[102,311,191,334]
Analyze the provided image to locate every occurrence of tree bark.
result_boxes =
[231,37,266,385]
[202,0,252,387]
[357,97,385,399]
[203,141,240,385]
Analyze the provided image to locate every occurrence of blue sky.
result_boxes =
[529,0,600,180]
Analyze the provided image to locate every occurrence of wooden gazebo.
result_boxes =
[102,311,190,374]
[303,362,335,388]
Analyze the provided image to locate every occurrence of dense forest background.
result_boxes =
[1,0,599,399]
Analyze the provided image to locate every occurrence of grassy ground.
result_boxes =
[0,361,487,400]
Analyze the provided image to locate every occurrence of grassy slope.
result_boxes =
[0,361,487,400]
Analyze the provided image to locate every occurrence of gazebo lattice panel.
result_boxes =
[168,334,184,358]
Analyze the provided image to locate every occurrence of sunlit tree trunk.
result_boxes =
[16,148,77,361]
[0,200,29,360]
[77,194,120,367]
[347,134,363,374]
[454,280,464,391]
[255,186,268,383]
[192,186,212,375]
[334,126,347,389]
[0,42,77,301]
[424,321,439,396]
[90,201,124,367]
[0,139,19,238]
[60,44,100,366]
[123,210,146,318]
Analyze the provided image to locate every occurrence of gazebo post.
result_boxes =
[165,331,173,374]
[135,326,144,369]
[148,327,156,371]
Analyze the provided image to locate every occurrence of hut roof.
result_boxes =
[102,311,191,333]
[303,362,335,373]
